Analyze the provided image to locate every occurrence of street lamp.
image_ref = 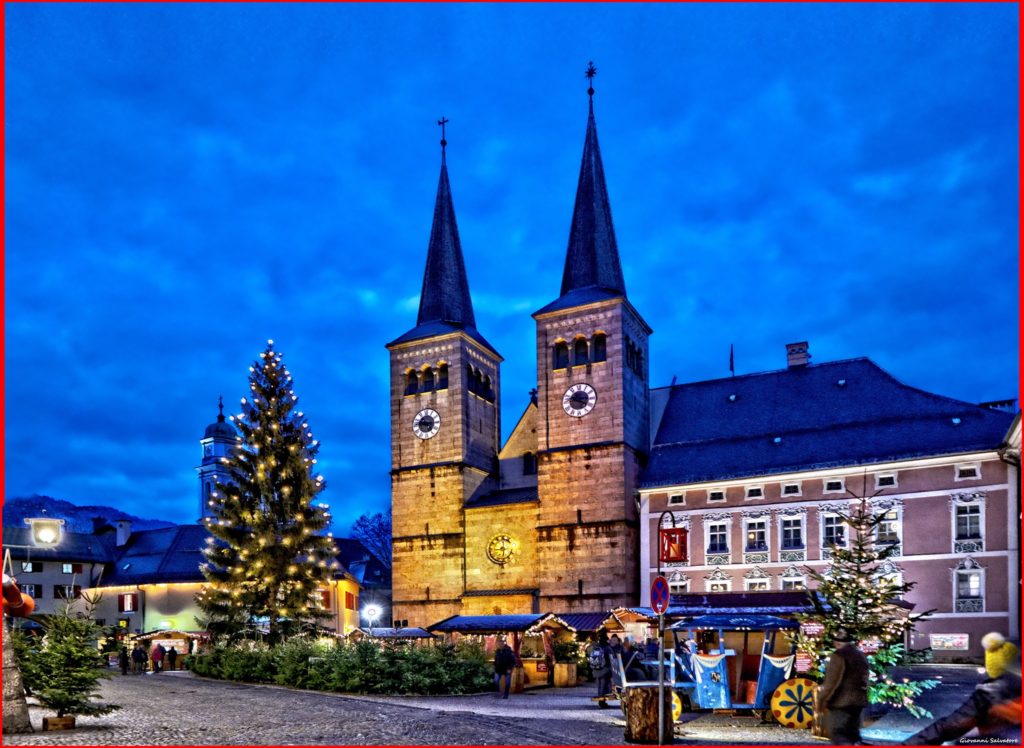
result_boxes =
[25,518,64,548]
[362,604,382,634]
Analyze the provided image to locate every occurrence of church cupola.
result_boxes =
[196,396,237,521]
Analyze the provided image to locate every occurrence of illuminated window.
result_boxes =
[781,578,805,591]
[55,585,81,600]
[744,520,767,552]
[118,593,138,613]
[876,509,901,545]
[20,562,41,573]
[745,578,770,592]
[20,584,40,597]
[62,563,82,575]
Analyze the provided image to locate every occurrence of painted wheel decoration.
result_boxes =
[671,691,683,722]
[771,677,816,729]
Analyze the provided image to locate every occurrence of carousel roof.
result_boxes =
[671,614,799,631]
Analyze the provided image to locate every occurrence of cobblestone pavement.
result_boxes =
[6,666,975,746]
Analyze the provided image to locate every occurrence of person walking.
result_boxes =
[904,656,1021,745]
[131,643,147,674]
[150,642,165,674]
[118,645,130,676]
[587,632,612,707]
[166,646,178,672]
[493,639,517,699]
[982,631,1020,679]
[817,628,870,745]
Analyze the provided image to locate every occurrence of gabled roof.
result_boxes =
[536,95,626,317]
[358,627,434,639]
[643,358,1015,487]
[671,614,798,631]
[1,526,114,563]
[104,525,209,586]
[555,611,622,633]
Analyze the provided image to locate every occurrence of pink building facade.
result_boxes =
[638,346,1019,661]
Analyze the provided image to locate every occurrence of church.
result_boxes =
[386,76,1020,642]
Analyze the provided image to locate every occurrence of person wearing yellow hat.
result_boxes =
[981,632,1019,679]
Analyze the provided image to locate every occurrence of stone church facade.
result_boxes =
[387,90,647,627]
[387,85,1021,638]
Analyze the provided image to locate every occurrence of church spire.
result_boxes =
[559,61,626,298]
[416,118,476,329]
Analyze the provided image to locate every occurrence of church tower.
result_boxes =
[196,396,237,521]
[387,128,502,627]
[533,67,651,612]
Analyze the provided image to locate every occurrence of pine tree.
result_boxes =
[797,476,937,717]
[198,340,339,642]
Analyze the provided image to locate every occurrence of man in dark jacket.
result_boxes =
[817,629,870,745]
[494,639,517,699]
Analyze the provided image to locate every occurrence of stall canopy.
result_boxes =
[135,629,207,640]
[428,613,575,635]
[555,611,623,634]
[672,614,799,631]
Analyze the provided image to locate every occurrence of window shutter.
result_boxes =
[73,563,83,574]
[320,589,331,609]
[130,593,138,612]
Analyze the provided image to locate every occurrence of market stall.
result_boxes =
[428,613,576,690]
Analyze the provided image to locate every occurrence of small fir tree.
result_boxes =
[797,477,938,717]
[18,595,119,719]
[199,340,339,642]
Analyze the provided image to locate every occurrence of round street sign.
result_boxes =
[651,575,670,615]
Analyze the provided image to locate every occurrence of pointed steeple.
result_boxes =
[559,62,625,299]
[416,130,476,329]
[388,122,498,356]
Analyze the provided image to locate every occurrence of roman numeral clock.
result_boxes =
[412,408,441,439]
[562,383,597,417]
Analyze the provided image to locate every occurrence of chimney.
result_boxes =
[786,341,810,368]
[115,519,132,547]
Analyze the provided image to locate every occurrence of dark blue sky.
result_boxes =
[5,4,1018,534]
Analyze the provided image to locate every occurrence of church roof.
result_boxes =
[203,397,237,441]
[643,358,1015,488]
[464,486,538,509]
[537,92,626,317]
[389,149,498,358]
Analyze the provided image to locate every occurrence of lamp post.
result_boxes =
[3,517,66,734]
[362,604,382,637]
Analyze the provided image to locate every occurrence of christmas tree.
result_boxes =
[17,595,119,720]
[798,476,937,717]
[199,340,339,642]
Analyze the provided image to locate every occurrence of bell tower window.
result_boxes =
[553,341,569,370]
[592,333,607,362]
[405,370,418,396]
[437,364,448,390]
[422,367,435,392]
[574,338,589,365]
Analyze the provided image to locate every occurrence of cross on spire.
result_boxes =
[585,61,597,98]
[438,116,449,152]
[217,395,225,422]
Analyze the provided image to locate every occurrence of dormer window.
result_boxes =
[824,478,845,494]
[876,473,897,489]
[956,464,980,481]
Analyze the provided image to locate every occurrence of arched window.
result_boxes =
[422,367,435,392]
[405,370,418,396]
[522,452,537,475]
[626,340,636,370]
[437,364,449,390]
[466,364,477,395]
[553,341,569,369]
[204,481,212,499]
[574,338,589,365]
[592,333,607,362]
[483,375,494,402]
[634,349,644,377]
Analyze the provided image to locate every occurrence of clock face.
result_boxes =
[486,534,516,566]
[412,408,441,439]
[562,383,597,417]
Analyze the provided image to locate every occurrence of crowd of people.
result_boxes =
[117,642,180,675]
